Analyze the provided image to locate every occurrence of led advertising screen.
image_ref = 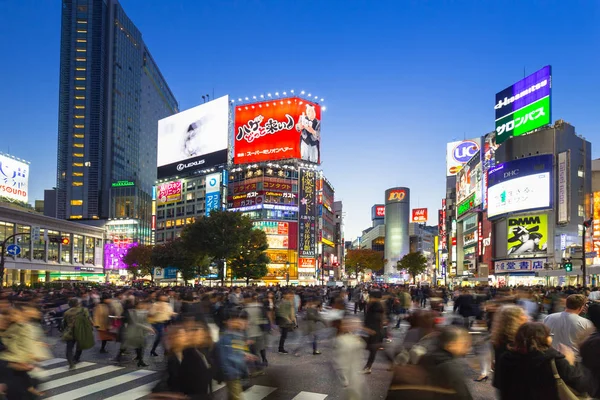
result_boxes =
[205,172,221,216]
[157,95,229,179]
[495,66,552,144]
[456,152,483,217]
[298,169,317,257]
[234,97,321,165]
[446,139,481,176]
[372,204,385,220]
[506,214,548,257]
[412,208,428,223]
[156,180,182,205]
[487,154,553,218]
[0,154,29,203]
[104,242,138,270]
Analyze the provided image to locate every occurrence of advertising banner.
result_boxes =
[299,257,316,272]
[488,154,553,218]
[506,214,548,256]
[557,151,569,224]
[0,154,29,203]
[373,205,385,219]
[298,169,317,257]
[104,242,137,270]
[456,156,482,206]
[446,139,481,176]
[157,181,182,205]
[157,95,229,179]
[494,258,546,273]
[234,97,322,164]
[263,180,293,192]
[482,132,499,210]
[412,208,428,223]
[266,235,288,249]
[253,221,289,235]
[205,172,221,216]
[495,66,552,144]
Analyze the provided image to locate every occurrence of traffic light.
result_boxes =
[48,236,70,245]
[61,237,70,246]
[564,260,573,272]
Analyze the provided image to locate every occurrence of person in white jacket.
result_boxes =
[333,317,367,400]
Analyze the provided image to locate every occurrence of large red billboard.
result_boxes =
[234,97,321,165]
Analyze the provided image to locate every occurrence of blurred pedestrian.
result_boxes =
[543,294,593,359]
[490,305,527,387]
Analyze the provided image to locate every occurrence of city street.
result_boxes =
[40,304,498,400]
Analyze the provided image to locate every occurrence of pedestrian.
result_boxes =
[543,294,594,358]
[276,291,296,354]
[580,303,600,398]
[333,317,367,400]
[362,291,387,374]
[293,297,325,356]
[243,293,269,370]
[93,294,116,354]
[216,308,253,400]
[62,298,93,369]
[352,286,361,314]
[496,322,592,400]
[490,304,527,387]
[122,300,154,367]
[418,326,473,399]
[180,325,213,399]
[149,294,176,357]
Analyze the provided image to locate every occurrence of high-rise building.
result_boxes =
[56,0,178,244]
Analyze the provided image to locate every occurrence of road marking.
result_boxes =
[45,369,157,400]
[40,365,123,391]
[38,362,95,379]
[243,385,277,399]
[38,358,66,367]
[103,380,159,400]
[292,392,328,400]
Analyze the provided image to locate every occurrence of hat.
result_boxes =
[508,225,539,242]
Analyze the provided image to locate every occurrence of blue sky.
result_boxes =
[1,0,599,240]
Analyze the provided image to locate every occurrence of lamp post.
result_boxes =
[285,262,290,286]
[582,218,593,289]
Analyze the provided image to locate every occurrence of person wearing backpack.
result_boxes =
[62,298,94,369]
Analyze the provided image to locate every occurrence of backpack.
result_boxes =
[73,309,95,350]
[210,344,225,384]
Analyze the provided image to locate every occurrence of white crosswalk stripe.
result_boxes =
[37,358,329,399]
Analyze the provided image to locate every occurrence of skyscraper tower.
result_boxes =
[56,0,178,244]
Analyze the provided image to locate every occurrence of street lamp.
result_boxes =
[285,262,290,286]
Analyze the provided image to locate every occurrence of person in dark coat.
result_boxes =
[363,291,389,373]
[417,326,473,400]
[496,322,592,400]
[580,303,600,398]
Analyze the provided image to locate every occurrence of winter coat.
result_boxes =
[334,333,367,400]
[418,349,473,400]
[217,330,248,381]
[579,331,600,398]
[497,347,592,400]
[124,309,153,349]
[364,301,385,344]
[276,300,295,328]
[61,306,90,342]
[93,303,111,331]
[0,322,52,363]
[180,347,212,399]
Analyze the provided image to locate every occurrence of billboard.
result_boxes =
[234,97,322,165]
[482,132,499,209]
[557,151,569,224]
[157,95,229,179]
[488,154,553,218]
[412,208,428,223]
[298,169,317,257]
[372,204,385,220]
[386,189,408,203]
[495,66,552,144]
[253,221,289,235]
[456,152,482,217]
[446,139,481,176]
[156,180,182,205]
[506,214,548,257]
[205,172,221,216]
[104,242,137,270]
[0,154,29,203]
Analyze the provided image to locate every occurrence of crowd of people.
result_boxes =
[0,283,597,399]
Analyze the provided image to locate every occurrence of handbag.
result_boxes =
[550,359,589,400]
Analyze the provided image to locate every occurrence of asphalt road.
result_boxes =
[41,304,498,399]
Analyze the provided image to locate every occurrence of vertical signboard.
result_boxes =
[205,172,221,216]
[557,151,569,224]
[298,169,317,257]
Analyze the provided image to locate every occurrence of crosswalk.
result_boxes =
[38,358,329,399]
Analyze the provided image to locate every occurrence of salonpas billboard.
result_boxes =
[507,214,548,257]
[495,66,552,144]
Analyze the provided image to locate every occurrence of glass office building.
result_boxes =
[56,0,178,244]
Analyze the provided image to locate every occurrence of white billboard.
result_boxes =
[446,139,480,176]
[157,95,229,179]
[0,154,29,203]
[488,173,551,218]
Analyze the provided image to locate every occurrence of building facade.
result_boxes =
[384,187,410,274]
[56,0,178,245]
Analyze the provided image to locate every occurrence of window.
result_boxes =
[578,165,584,178]
[72,172,83,177]
[75,58,86,62]
[579,204,585,217]
[166,220,173,228]
[77,30,87,33]
[73,143,84,148]
[74,124,84,128]
[84,162,91,167]
[74,115,84,119]
[75,96,85,100]
[73,162,84,167]
[47,229,59,262]
[75,77,86,81]
[15,225,30,260]
[75,67,86,71]
[85,237,95,264]
[33,228,46,261]
[75,86,85,90]
[73,235,84,264]
[74,134,84,139]
[75,105,85,109]
[72,182,83,186]
[69,215,82,219]
[76,48,86,52]
[76,39,87,43]
[71,200,83,205]
[73,153,84,157]
[61,233,72,263]
[77,20,88,24]
[186,192,195,201]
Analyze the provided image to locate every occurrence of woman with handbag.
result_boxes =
[496,322,593,400]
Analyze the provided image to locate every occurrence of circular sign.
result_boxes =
[452,141,479,163]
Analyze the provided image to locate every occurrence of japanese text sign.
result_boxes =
[298,169,317,257]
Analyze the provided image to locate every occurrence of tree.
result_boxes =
[151,238,210,285]
[123,245,154,281]
[182,210,256,284]
[344,249,384,278]
[397,252,428,283]
[229,229,270,285]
